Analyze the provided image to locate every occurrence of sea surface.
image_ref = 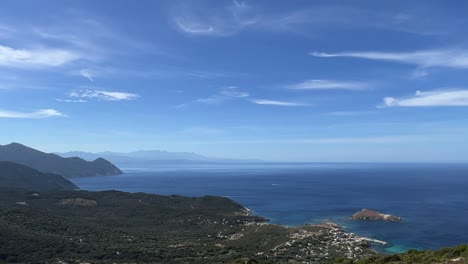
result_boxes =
[71,163,468,253]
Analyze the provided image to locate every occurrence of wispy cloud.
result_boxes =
[250,99,306,106]
[56,99,87,103]
[171,2,457,37]
[33,16,162,58]
[0,45,80,69]
[382,89,468,107]
[175,19,216,35]
[196,86,249,104]
[79,69,94,82]
[0,15,167,74]
[289,79,369,90]
[173,0,257,36]
[311,49,468,69]
[68,89,139,101]
[0,109,66,118]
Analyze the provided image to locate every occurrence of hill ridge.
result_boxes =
[0,143,123,178]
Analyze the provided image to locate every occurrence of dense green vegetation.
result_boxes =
[0,161,77,191]
[0,188,265,263]
[0,188,375,263]
[0,143,122,177]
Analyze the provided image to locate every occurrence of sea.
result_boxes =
[71,163,468,253]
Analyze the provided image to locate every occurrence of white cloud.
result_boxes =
[289,79,369,90]
[173,0,257,36]
[3,15,167,74]
[381,89,468,107]
[250,99,306,106]
[69,89,139,101]
[174,19,216,35]
[0,45,80,69]
[311,49,468,69]
[171,3,456,37]
[196,86,249,104]
[79,69,94,82]
[56,99,87,103]
[0,109,66,118]
[172,3,360,37]
[219,86,249,98]
[33,16,162,58]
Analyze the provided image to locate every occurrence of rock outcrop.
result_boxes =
[351,209,401,221]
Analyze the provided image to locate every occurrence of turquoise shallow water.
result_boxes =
[71,163,468,253]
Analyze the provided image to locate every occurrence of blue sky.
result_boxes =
[1,0,468,162]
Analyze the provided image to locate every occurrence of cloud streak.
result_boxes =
[250,99,306,106]
[79,69,94,82]
[0,109,66,118]
[171,3,456,37]
[56,99,87,103]
[69,89,139,101]
[289,79,369,90]
[311,49,468,69]
[382,89,468,107]
[0,45,80,69]
[196,86,249,104]
[173,0,257,37]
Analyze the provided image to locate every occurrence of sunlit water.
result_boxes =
[71,163,468,253]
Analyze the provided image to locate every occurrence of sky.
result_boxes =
[1,0,468,162]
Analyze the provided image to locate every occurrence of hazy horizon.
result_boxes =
[2,142,467,163]
[1,0,468,162]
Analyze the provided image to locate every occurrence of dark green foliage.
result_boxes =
[0,189,269,263]
[0,161,78,191]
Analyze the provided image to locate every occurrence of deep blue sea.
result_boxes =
[71,163,468,253]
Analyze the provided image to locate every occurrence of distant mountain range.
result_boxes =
[0,161,78,191]
[56,150,262,166]
[0,143,122,178]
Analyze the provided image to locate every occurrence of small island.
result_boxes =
[351,208,401,221]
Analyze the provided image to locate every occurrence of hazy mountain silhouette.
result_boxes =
[57,150,262,166]
[0,143,123,178]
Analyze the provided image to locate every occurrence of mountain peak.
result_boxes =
[93,157,108,163]
[1,142,43,154]
[0,142,123,178]
[3,142,29,149]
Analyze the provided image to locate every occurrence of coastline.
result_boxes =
[70,164,468,254]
